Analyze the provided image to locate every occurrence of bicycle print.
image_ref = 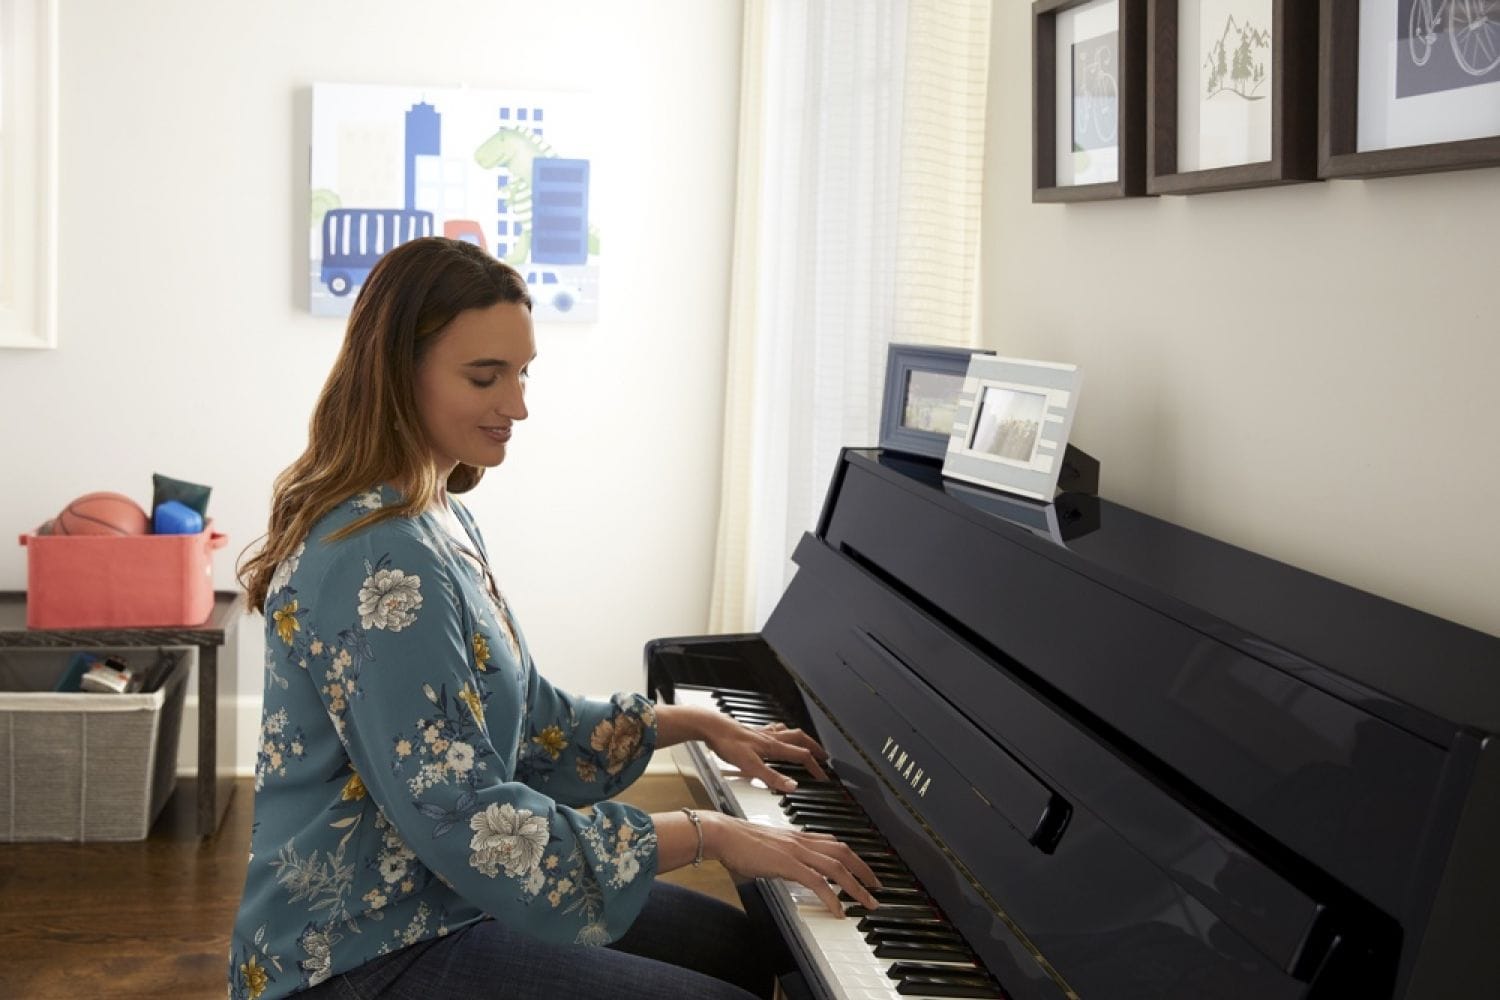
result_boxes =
[1072,32,1119,151]
[1399,0,1500,97]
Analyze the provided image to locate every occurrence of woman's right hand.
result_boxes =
[701,812,883,917]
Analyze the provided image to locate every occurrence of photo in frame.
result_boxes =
[1320,0,1500,178]
[878,344,997,460]
[1147,0,1318,193]
[1033,0,1149,201]
[942,356,1084,502]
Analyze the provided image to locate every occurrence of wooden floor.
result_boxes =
[0,771,736,999]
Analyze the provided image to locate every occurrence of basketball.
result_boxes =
[53,492,151,536]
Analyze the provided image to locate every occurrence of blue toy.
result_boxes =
[152,499,204,535]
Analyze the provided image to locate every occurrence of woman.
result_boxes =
[229,237,879,1000]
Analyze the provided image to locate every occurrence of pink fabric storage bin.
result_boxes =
[18,524,228,628]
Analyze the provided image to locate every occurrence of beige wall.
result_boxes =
[982,4,1500,639]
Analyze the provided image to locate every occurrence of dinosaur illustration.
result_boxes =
[473,126,600,268]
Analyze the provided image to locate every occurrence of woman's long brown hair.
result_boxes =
[239,237,531,613]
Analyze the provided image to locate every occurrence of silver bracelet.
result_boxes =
[680,807,704,868]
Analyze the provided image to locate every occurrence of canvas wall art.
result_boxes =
[309,83,600,322]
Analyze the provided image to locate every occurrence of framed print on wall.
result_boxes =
[1033,0,1149,201]
[1147,0,1319,194]
[878,344,996,461]
[1320,0,1500,178]
[942,355,1084,502]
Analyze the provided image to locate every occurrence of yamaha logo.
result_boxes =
[881,736,932,797]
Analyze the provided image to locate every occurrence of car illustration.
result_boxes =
[525,270,583,313]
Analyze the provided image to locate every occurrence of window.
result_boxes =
[0,0,58,348]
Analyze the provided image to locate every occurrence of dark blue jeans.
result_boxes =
[294,881,774,999]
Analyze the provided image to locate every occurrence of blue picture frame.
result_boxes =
[878,344,995,460]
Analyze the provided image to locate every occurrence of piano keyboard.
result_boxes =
[672,686,1008,1000]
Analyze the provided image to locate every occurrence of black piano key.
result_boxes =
[889,962,990,980]
[708,686,775,700]
[712,689,777,703]
[793,817,878,835]
[844,903,940,920]
[854,852,904,865]
[779,789,853,806]
[867,927,967,946]
[784,804,864,820]
[894,975,1004,998]
[713,692,778,706]
[838,886,928,904]
[858,912,951,932]
[728,713,782,726]
[798,819,880,835]
[875,942,977,963]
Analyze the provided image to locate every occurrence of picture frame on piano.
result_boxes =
[941,354,1083,502]
[1033,0,1149,201]
[877,343,996,461]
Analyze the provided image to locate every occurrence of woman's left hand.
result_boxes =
[701,713,830,793]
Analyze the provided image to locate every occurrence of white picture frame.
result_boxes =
[941,355,1084,502]
[0,0,59,349]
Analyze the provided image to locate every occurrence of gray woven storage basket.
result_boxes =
[0,649,188,841]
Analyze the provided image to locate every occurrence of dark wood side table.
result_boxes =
[0,591,244,837]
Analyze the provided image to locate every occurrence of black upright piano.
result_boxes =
[647,448,1500,1000]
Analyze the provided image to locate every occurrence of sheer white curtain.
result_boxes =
[710,0,991,632]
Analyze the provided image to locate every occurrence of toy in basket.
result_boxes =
[19,484,227,629]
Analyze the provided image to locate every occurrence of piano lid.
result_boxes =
[836,448,1500,742]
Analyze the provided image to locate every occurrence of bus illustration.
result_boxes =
[320,208,435,296]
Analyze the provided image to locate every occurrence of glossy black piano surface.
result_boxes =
[647,447,1500,1000]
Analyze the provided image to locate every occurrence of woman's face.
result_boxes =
[414,300,536,476]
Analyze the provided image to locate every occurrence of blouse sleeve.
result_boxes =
[284,529,658,947]
[514,675,659,808]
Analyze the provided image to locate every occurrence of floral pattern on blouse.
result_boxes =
[227,486,659,1000]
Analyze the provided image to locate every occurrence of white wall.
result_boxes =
[983,5,1500,639]
[0,0,743,772]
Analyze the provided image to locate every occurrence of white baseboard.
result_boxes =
[176,693,263,777]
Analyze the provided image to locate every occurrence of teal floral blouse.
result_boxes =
[227,486,659,1000]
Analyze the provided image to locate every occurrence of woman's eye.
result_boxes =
[468,377,498,389]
